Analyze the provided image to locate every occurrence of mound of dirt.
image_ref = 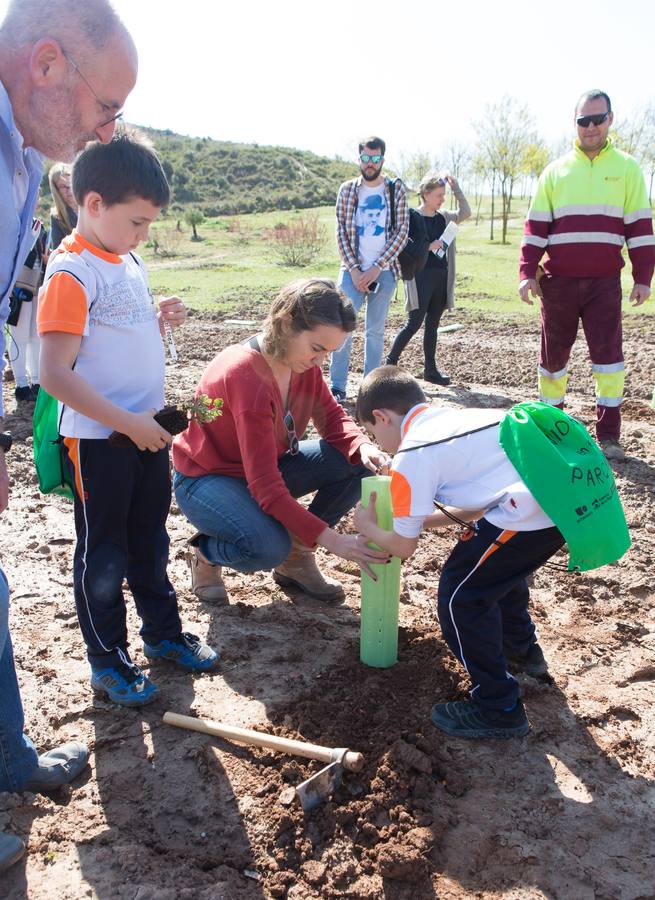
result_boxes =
[1,308,654,899]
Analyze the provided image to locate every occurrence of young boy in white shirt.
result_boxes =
[354,366,565,739]
[38,131,218,707]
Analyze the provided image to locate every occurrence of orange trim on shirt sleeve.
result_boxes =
[37,271,88,335]
[390,470,412,517]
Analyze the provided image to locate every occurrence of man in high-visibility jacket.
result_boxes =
[519,89,655,461]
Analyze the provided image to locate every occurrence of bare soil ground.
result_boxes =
[1,308,654,900]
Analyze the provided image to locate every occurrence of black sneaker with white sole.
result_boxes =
[431,698,529,739]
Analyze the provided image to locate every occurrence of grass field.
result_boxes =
[144,195,651,319]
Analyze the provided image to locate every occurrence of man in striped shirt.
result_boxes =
[519,90,655,461]
[329,136,409,402]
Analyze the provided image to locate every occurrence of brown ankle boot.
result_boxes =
[188,542,228,604]
[273,538,344,601]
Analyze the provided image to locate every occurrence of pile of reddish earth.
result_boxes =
[1,309,654,899]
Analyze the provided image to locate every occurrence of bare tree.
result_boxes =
[612,101,655,202]
[474,96,536,243]
[442,141,470,206]
[470,151,490,226]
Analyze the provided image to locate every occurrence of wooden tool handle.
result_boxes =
[163,712,364,772]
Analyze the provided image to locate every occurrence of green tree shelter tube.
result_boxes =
[360,476,401,668]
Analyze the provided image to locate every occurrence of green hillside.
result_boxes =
[40,128,356,218]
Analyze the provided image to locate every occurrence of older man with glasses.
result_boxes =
[0,0,137,872]
[519,89,655,461]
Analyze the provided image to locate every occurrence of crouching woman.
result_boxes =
[172,278,389,602]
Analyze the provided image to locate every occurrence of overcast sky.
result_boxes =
[2,0,654,167]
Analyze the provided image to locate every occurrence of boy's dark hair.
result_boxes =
[358,135,386,156]
[72,128,170,208]
[356,366,426,424]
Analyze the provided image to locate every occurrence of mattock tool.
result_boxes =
[163,712,364,810]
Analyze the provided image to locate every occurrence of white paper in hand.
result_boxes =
[435,221,458,258]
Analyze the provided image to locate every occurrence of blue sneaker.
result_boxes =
[143,632,219,672]
[91,662,160,707]
[331,387,347,404]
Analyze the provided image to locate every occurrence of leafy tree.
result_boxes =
[521,141,550,205]
[393,150,439,192]
[185,208,205,241]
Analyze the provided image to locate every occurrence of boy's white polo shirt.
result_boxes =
[390,403,554,538]
[38,231,165,439]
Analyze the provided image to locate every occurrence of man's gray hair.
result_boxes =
[0,0,123,51]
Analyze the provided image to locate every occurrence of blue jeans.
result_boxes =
[173,439,367,572]
[0,566,38,792]
[329,268,397,393]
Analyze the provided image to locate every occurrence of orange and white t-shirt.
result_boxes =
[390,403,554,538]
[37,231,165,439]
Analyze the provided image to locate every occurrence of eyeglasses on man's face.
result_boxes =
[283,410,300,455]
[576,111,610,129]
[360,153,383,164]
[63,50,124,129]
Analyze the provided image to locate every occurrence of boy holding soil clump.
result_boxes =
[354,367,566,739]
[38,131,219,707]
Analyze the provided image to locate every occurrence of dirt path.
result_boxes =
[1,309,654,899]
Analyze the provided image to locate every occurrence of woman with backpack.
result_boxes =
[386,174,470,385]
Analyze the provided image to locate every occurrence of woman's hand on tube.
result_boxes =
[429,239,444,254]
[318,528,389,580]
[359,442,391,475]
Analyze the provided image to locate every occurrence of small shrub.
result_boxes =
[267,213,327,267]
[151,224,184,258]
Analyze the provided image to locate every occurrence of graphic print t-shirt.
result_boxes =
[356,183,387,270]
[37,231,165,439]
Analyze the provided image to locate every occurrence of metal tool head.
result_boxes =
[294,748,348,812]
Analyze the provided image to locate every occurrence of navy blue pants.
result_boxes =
[65,440,182,668]
[437,518,565,711]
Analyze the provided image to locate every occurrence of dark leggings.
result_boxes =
[387,267,448,374]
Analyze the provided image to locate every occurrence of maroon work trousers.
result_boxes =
[539,274,623,441]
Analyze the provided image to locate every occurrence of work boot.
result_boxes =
[600,439,625,462]
[0,831,25,872]
[188,537,228,603]
[23,741,90,791]
[423,369,451,386]
[273,538,344,601]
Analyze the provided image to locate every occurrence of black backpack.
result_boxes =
[388,179,430,281]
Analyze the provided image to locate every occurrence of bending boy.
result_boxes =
[354,367,565,739]
[39,131,218,707]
